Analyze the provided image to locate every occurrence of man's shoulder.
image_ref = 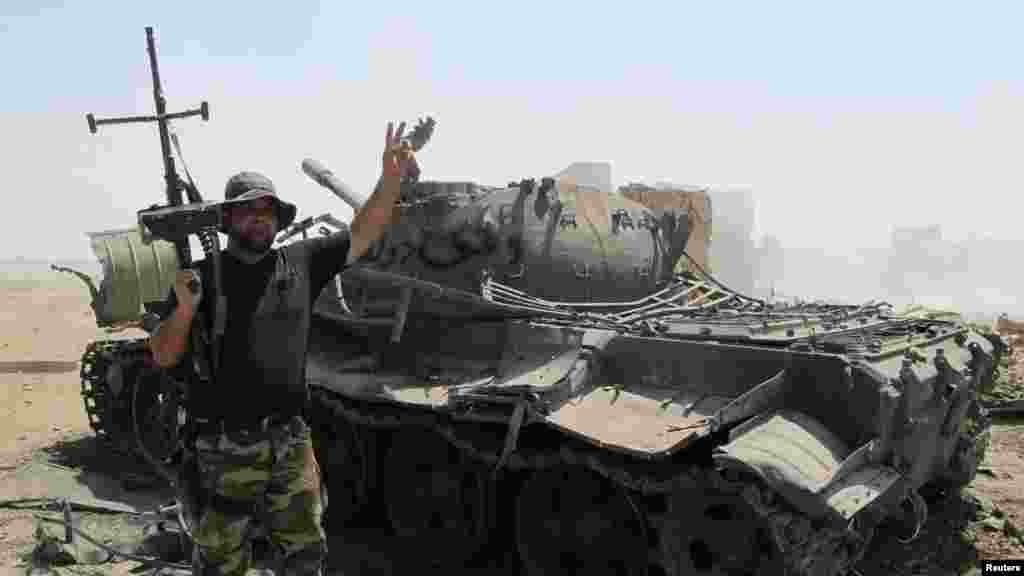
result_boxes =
[276,242,309,264]
[285,230,350,254]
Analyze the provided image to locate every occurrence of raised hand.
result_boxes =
[382,121,419,181]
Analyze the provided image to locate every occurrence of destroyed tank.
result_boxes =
[283,163,1007,575]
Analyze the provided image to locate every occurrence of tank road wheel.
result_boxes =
[516,467,648,576]
[381,430,492,566]
[660,475,784,576]
[311,407,371,528]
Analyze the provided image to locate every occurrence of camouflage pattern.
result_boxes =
[191,415,325,576]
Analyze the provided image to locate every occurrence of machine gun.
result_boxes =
[85,27,222,519]
[87,25,227,366]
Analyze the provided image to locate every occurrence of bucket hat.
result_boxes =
[221,171,297,231]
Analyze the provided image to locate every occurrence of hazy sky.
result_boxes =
[3,1,1023,262]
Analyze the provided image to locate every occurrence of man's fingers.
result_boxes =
[386,122,394,148]
[395,121,406,143]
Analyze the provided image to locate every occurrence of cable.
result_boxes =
[678,249,767,306]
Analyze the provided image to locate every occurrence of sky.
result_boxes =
[2,1,1023,301]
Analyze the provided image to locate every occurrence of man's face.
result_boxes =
[226,197,278,253]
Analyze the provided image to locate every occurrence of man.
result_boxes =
[148,121,417,575]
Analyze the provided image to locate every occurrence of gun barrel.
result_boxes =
[301,158,366,211]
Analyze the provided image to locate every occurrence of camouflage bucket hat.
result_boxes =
[221,171,297,231]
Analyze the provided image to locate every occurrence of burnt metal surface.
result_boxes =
[335,174,705,314]
[709,409,904,524]
[308,270,1001,575]
[716,409,852,495]
[542,385,727,455]
[821,464,902,520]
[291,188,1003,575]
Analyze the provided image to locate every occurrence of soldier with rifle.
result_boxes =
[86,27,425,574]
[147,122,419,575]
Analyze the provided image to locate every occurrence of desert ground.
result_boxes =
[2,262,1024,575]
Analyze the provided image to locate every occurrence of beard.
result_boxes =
[235,231,273,254]
[227,221,276,263]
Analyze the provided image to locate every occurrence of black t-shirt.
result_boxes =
[161,230,351,422]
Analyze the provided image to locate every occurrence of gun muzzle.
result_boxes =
[301,158,366,211]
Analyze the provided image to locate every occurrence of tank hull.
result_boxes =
[303,265,1004,575]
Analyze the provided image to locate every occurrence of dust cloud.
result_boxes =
[709,195,1022,324]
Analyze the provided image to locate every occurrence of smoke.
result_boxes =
[755,228,1024,323]
[656,182,1024,323]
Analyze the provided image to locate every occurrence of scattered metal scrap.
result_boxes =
[20,497,192,572]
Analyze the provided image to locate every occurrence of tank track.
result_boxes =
[309,385,874,576]
[79,338,151,454]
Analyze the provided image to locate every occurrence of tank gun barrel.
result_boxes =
[301,158,366,211]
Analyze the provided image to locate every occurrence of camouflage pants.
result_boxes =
[191,415,326,575]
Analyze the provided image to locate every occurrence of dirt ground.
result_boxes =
[2,264,1024,575]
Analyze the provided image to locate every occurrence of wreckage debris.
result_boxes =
[20,498,192,572]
